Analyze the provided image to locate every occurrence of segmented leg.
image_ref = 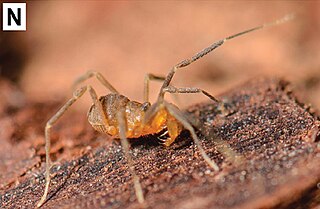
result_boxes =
[116,108,144,203]
[144,73,166,103]
[158,14,294,99]
[72,71,119,93]
[164,102,219,171]
[162,86,218,102]
[163,86,241,165]
[37,85,106,207]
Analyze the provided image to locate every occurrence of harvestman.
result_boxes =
[37,15,294,207]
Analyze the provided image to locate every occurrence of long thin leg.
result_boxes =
[72,71,119,94]
[87,85,109,127]
[164,86,242,164]
[158,14,294,99]
[37,85,106,207]
[144,74,183,108]
[116,108,144,203]
[191,113,244,167]
[144,73,166,103]
[162,86,218,102]
[164,102,219,171]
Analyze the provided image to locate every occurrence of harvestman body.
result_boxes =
[37,15,293,207]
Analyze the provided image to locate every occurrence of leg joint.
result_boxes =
[73,86,87,98]
[45,123,52,129]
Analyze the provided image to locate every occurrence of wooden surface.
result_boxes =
[0,77,319,209]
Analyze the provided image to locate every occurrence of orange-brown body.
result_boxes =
[87,94,182,146]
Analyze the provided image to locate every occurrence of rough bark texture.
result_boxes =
[0,77,319,209]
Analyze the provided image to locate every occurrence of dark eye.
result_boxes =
[141,102,151,111]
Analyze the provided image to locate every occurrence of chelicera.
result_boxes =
[37,15,293,207]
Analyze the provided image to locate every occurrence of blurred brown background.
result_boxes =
[1,1,320,110]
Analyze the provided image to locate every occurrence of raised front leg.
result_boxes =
[157,14,294,99]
